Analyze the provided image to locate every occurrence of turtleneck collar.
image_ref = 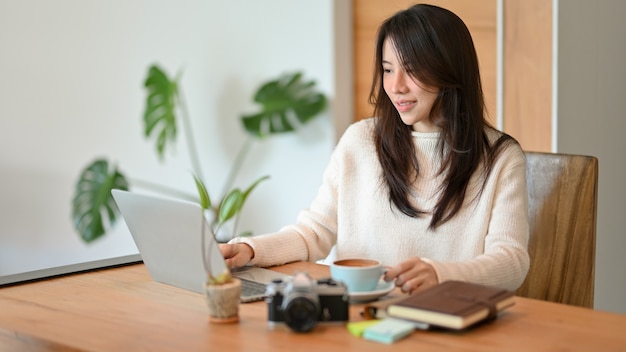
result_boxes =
[411,130,441,139]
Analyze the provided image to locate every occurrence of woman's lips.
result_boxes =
[395,100,416,113]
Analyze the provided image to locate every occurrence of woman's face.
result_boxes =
[382,38,440,132]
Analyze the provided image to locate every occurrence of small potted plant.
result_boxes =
[194,172,270,322]
[71,64,327,321]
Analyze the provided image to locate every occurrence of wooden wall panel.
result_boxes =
[353,0,497,124]
[503,0,552,152]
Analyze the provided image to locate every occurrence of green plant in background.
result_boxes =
[71,65,327,281]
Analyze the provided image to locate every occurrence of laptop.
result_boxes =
[111,189,290,303]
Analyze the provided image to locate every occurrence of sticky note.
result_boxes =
[362,318,415,344]
[346,320,382,337]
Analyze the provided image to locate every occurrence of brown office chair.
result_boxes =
[516,151,598,308]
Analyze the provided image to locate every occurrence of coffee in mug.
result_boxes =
[330,259,385,292]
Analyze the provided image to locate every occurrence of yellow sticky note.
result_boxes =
[346,320,382,337]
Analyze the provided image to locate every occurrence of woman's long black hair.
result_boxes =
[370,4,517,229]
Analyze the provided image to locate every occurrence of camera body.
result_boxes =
[266,272,349,332]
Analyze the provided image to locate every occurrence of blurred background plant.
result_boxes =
[71,64,327,247]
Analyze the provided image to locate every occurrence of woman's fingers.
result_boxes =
[219,243,253,268]
[401,269,439,294]
[385,258,438,293]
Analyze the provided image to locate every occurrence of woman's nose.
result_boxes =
[390,72,408,93]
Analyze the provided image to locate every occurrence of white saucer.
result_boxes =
[348,280,395,303]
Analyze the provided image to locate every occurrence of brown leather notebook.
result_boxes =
[386,280,515,330]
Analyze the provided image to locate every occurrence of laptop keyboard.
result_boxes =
[240,278,267,300]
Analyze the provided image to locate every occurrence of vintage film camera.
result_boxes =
[266,272,350,333]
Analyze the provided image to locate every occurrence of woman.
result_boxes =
[221,4,529,294]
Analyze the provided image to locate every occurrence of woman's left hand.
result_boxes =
[384,257,439,294]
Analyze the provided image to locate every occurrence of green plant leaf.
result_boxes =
[242,175,270,203]
[214,175,269,239]
[218,175,269,225]
[72,159,129,243]
[218,175,269,224]
[193,174,211,210]
[218,189,244,224]
[241,71,327,138]
[143,65,178,159]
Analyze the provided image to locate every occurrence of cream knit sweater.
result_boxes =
[237,118,530,290]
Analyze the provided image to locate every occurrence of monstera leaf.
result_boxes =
[242,72,327,137]
[72,159,129,242]
[143,65,179,159]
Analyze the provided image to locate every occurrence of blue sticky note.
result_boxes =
[362,318,415,344]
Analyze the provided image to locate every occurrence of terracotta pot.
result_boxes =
[204,278,241,323]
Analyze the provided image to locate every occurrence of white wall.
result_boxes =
[555,0,626,314]
[0,1,351,277]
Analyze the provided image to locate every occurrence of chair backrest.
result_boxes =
[516,152,598,308]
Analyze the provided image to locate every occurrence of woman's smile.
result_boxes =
[394,99,417,113]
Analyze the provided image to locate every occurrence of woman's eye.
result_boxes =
[383,68,391,74]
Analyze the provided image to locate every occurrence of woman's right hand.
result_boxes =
[384,257,439,294]
[219,243,254,268]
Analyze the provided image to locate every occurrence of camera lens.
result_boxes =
[284,296,319,333]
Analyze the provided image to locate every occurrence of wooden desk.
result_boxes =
[1,262,625,351]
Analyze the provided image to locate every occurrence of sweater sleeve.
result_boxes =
[424,144,530,290]
[229,123,351,267]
